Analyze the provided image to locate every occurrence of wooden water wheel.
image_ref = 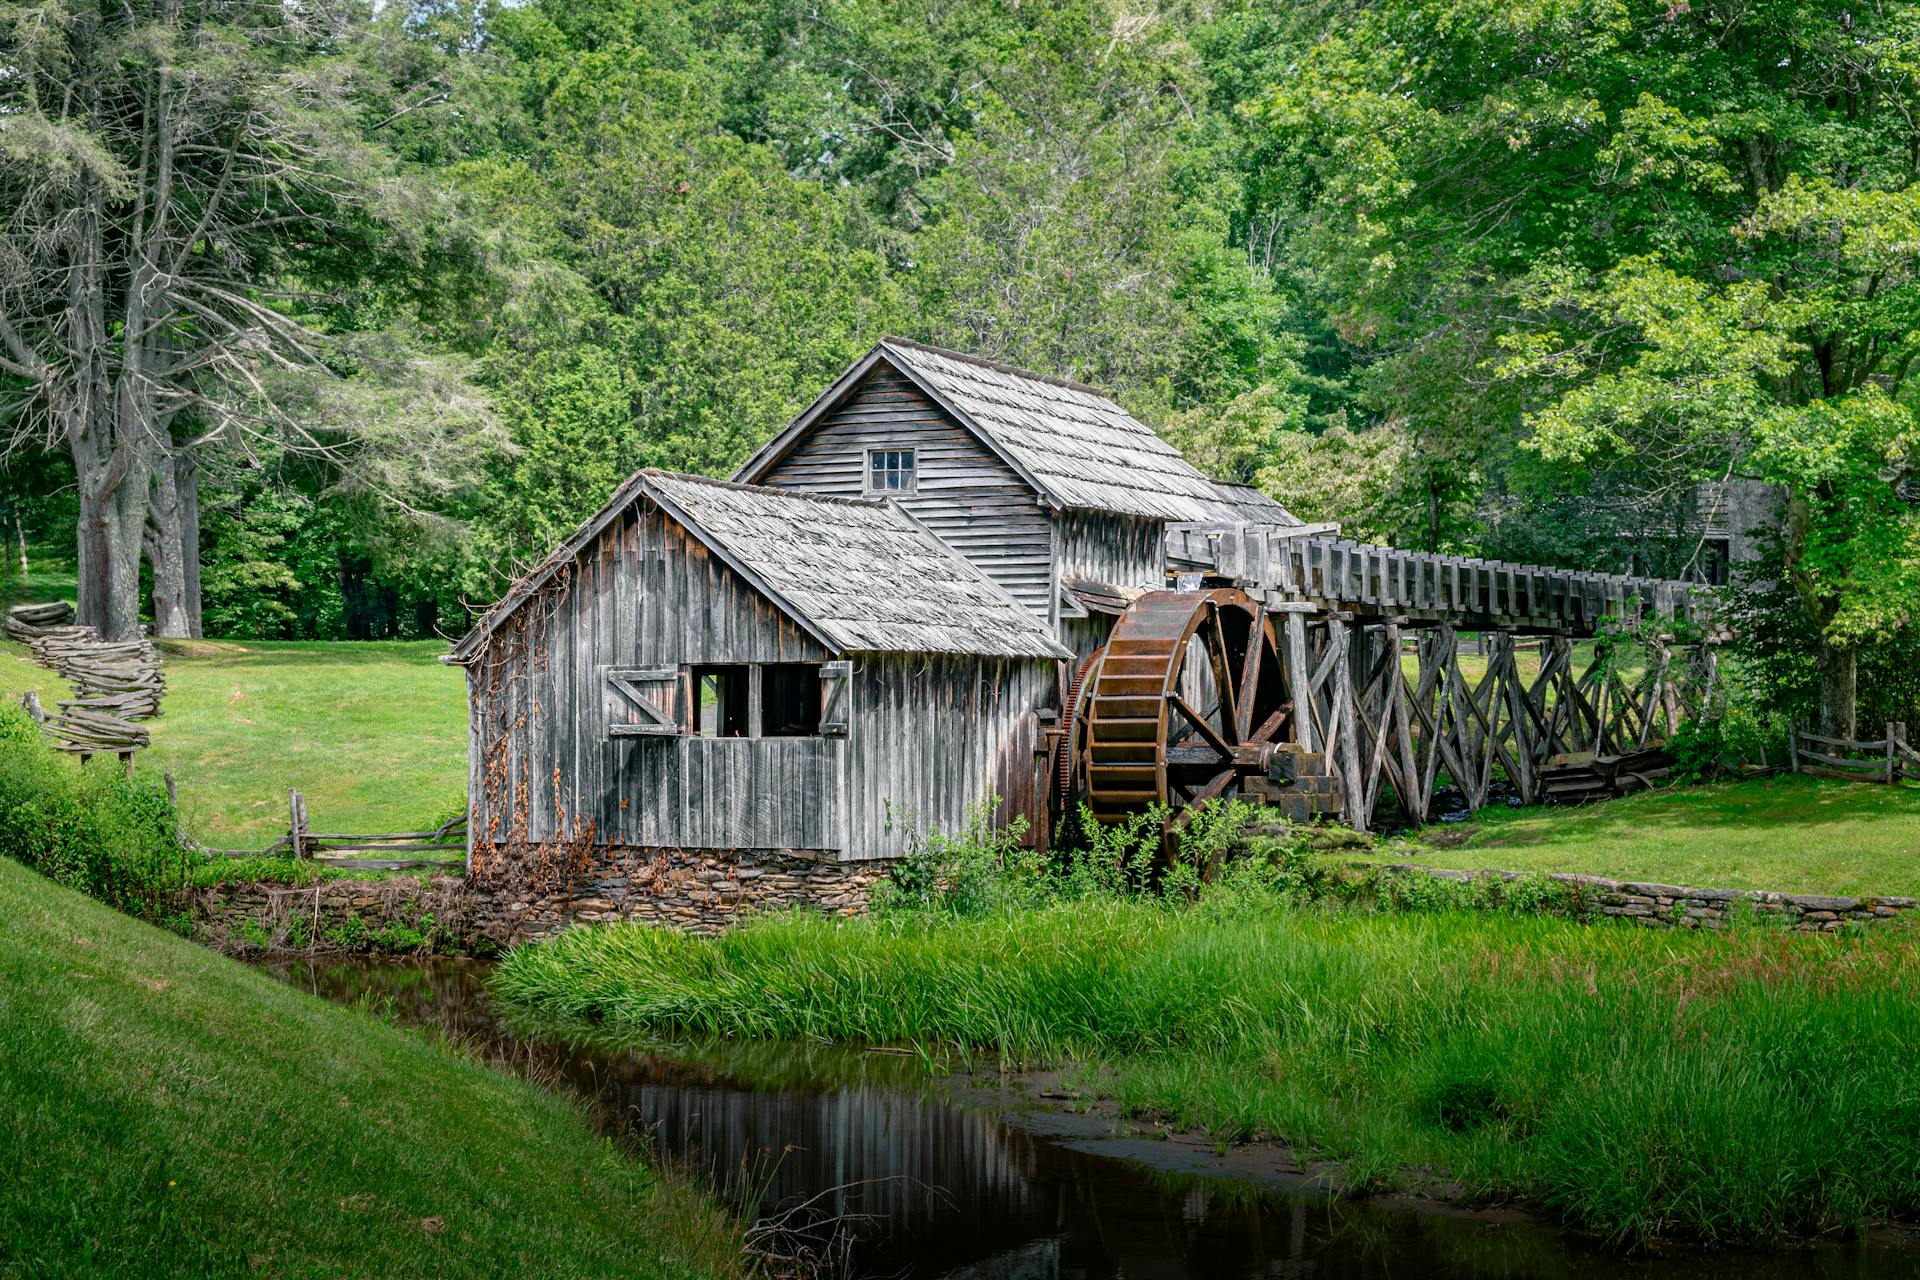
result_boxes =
[1065,589,1292,833]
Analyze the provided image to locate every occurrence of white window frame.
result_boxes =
[864,447,917,495]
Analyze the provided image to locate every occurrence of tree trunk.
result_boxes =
[146,477,189,640]
[145,442,201,639]
[180,452,203,638]
[76,459,149,641]
[1785,488,1860,743]
[69,381,154,643]
[10,512,23,577]
[1817,639,1857,742]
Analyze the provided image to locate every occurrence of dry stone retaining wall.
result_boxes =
[187,849,1917,955]
[466,845,893,946]
[190,875,470,955]
[1368,862,1919,931]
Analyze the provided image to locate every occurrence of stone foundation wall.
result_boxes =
[190,875,472,955]
[1367,862,1919,931]
[467,845,894,945]
[189,848,1914,955]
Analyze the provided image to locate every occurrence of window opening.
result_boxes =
[866,448,916,493]
[1702,538,1732,587]
[690,665,749,738]
[760,663,824,737]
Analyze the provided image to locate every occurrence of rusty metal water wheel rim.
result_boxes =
[1075,589,1290,863]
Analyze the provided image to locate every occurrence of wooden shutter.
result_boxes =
[819,661,852,737]
[605,666,679,737]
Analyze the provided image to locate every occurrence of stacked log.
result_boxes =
[5,603,165,758]
[1538,746,1675,805]
[3,601,74,642]
[29,633,166,720]
[41,704,151,754]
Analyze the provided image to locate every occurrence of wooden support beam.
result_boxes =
[1284,612,1314,752]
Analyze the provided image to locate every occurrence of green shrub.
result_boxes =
[0,703,191,918]
[874,798,1041,917]
[1670,706,1784,781]
[884,798,1282,917]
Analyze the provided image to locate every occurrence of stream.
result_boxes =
[263,956,1920,1280]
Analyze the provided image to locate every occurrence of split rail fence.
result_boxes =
[6,601,165,768]
[1789,722,1920,785]
[201,789,469,873]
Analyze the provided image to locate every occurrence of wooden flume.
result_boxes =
[1050,528,1720,836]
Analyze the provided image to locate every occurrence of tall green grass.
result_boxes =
[494,902,1920,1246]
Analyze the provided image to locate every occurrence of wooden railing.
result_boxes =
[202,789,468,872]
[1167,523,1704,636]
[1789,722,1918,784]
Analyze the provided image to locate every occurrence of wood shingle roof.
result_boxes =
[449,469,1068,663]
[877,339,1252,523]
[644,472,1069,659]
[734,338,1301,524]
[1207,481,1302,526]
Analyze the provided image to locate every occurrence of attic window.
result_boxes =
[690,665,749,738]
[866,448,916,493]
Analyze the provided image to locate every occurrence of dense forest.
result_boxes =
[3,0,1919,733]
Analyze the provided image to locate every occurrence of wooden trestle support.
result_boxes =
[1054,525,1719,836]
[1314,622,1719,830]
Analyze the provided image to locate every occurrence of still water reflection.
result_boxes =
[264,956,1919,1280]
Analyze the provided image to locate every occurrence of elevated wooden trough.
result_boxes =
[1052,523,1716,836]
[1167,522,1702,636]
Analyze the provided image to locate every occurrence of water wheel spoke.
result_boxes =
[1170,769,1237,829]
[1171,694,1233,761]
[1246,701,1292,746]
[1235,613,1267,741]
[1203,603,1240,743]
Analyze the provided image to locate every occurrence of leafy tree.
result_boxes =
[443,7,903,576]
[1255,423,1413,544]
[0,0,492,638]
[1260,0,1920,735]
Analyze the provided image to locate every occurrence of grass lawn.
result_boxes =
[1388,774,1920,898]
[0,554,79,615]
[0,855,744,1279]
[0,630,466,848]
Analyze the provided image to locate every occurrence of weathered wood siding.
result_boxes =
[468,492,1056,863]
[469,496,843,856]
[755,367,1057,618]
[1053,509,1167,663]
[842,654,1052,860]
[1055,508,1166,588]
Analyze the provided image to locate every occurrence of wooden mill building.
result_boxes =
[454,339,1706,938]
